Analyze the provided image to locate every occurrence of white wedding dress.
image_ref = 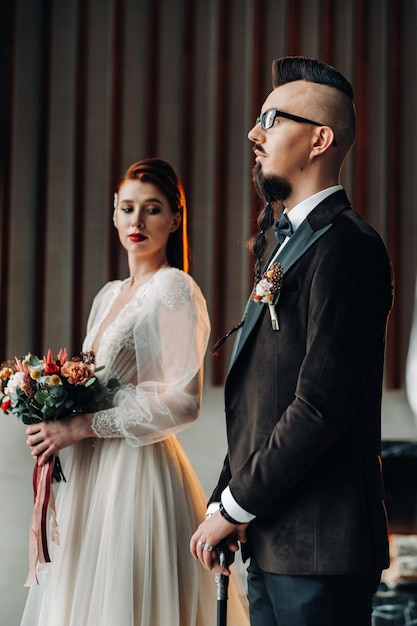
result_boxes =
[21,268,249,626]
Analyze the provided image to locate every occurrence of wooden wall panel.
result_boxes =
[188,0,217,324]
[385,0,404,389]
[70,0,89,351]
[211,0,232,383]
[107,0,125,281]
[0,0,15,358]
[44,0,77,351]
[401,1,417,376]
[8,0,45,353]
[1,0,416,392]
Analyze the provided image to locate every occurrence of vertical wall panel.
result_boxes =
[188,0,218,317]
[8,0,44,354]
[144,0,161,157]
[1,0,416,392]
[44,0,77,353]
[331,0,356,193]
[385,0,404,388]
[288,0,303,54]
[81,0,113,330]
[353,0,371,222]
[0,0,15,358]
[367,1,388,238]
[156,0,183,164]
[320,0,336,64]
[31,0,52,355]
[69,0,89,354]
[300,0,322,56]
[107,0,125,281]
[179,0,197,201]
[211,0,232,383]
[400,0,417,374]
[121,0,148,167]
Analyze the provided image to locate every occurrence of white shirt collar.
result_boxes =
[285,185,342,231]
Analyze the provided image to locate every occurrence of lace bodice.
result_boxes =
[82,268,210,446]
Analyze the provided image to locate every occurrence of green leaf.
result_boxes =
[22,414,35,425]
[49,386,65,400]
[27,355,41,367]
[34,390,47,405]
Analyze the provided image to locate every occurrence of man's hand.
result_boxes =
[190,510,248,575]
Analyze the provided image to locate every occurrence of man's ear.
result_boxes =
[311,125,336,155]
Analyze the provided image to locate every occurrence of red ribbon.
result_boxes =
[24,457,60,587]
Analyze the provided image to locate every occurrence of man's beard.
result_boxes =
[252,162,292,204]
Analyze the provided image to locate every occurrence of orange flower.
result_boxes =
[61,361,94,386]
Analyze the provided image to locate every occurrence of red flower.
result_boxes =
[43,348,61,375]
[1,398,11,412]
[44,362,60,375]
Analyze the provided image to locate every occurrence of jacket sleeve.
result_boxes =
[208,453,232,505]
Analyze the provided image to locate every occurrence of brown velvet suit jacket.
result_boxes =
[210,190,393,575]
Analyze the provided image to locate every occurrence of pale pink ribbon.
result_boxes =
[24,457,60,587]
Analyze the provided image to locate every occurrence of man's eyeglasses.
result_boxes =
[256,108,337,146]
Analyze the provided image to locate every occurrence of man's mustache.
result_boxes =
[253,144,267,155]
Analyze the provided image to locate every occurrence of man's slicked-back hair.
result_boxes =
[272,56,354,101]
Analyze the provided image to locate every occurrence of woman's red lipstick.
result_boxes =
[129,233,147,242]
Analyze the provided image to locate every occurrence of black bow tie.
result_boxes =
[274,211,293,244]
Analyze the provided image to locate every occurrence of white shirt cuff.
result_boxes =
[206,502,220,518]
[221,486,256,523]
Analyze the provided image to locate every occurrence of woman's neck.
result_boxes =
[126,258,169,287]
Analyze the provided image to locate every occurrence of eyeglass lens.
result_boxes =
[260,110,276,130]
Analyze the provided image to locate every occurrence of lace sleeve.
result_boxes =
[91,270,211,446]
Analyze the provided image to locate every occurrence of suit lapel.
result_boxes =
[228,190,351,373]
[228,220,331,371]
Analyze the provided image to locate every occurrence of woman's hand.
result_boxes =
[26,414,96,465]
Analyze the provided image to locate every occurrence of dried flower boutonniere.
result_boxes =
[252,262,284,330]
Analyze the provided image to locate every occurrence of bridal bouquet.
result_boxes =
[0,348,119,585]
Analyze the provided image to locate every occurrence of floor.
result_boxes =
[1,386,417,626]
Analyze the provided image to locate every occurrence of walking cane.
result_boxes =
[215,542,234,626]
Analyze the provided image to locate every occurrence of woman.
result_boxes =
[21,158,249,625]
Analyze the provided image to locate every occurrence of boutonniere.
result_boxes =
[252,262,284,330]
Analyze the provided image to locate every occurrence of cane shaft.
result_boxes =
[217,599,227,625]
[215,543,232,626]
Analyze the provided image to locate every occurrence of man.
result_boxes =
[190,56,393,626]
